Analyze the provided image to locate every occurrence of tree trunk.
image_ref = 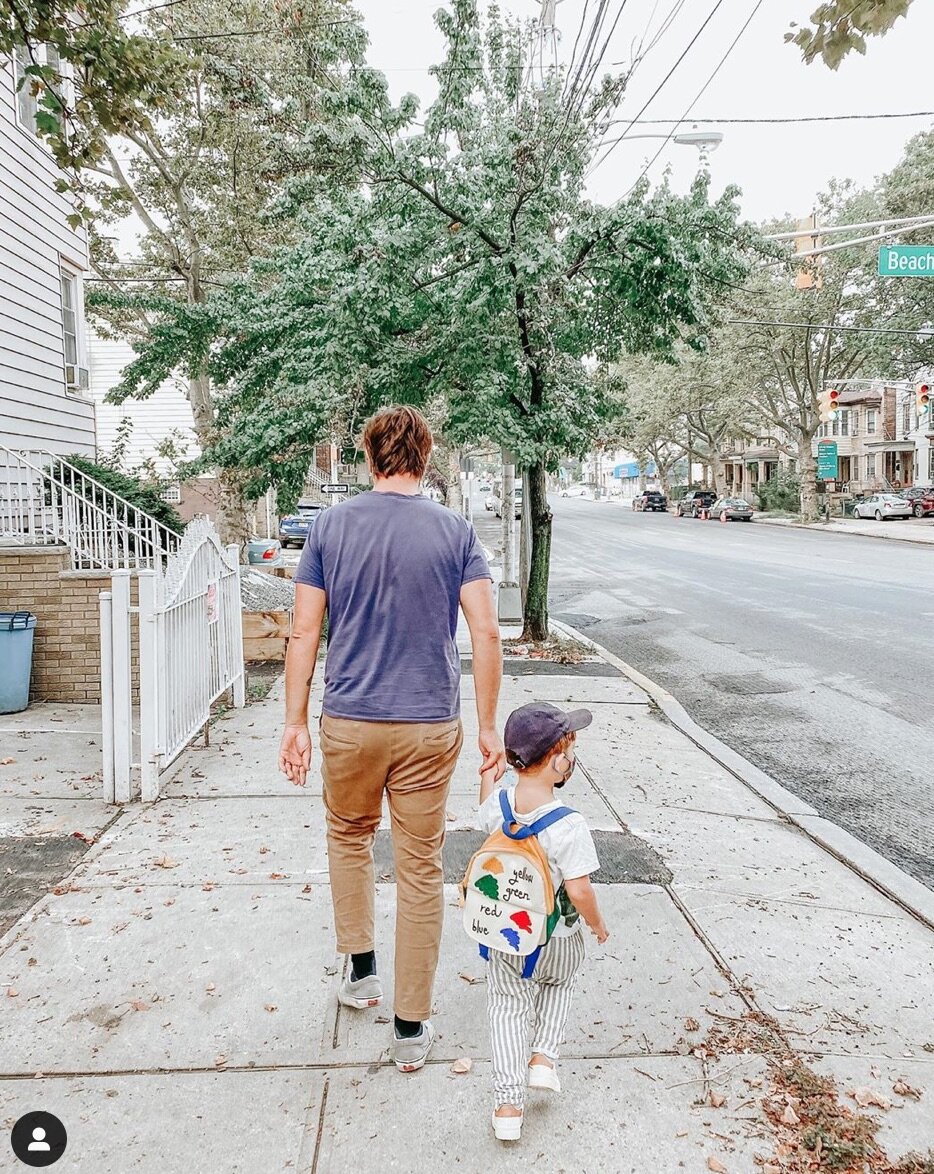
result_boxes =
[658,464,671,497]
[521,462,551,642]
[800,437,819,522]
[713,456,726,496]
[445,446,463,513]
[188,372,251,547]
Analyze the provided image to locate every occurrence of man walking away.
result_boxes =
[278,406,506,1071]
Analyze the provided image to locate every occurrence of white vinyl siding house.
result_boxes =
[90,337,200,470]
[0,51,95,455]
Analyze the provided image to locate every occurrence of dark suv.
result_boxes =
[677,490,717,518]
[633,490,668,513]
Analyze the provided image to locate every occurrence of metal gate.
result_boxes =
[101,517,245,802]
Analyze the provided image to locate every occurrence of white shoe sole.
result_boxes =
[528,1066,561,1092]
[338,992,383,1010]
[492,1113,523,1141]
[392,1023,435,1072]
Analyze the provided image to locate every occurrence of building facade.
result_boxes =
[814,385,931,493]
[719,432,792,500]
[0,50,94,454]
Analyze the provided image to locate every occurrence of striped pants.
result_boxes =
[486,927,585,1109]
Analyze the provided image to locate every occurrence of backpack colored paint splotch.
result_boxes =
[461,789,573,978]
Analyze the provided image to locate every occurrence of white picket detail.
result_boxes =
[101,517,245,802]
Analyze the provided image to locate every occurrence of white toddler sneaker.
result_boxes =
[528,1062,561,1093]
[492,1110,523,1141]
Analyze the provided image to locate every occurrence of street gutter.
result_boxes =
[550,617,934,933]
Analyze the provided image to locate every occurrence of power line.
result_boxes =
[588,0,731,178]
[626,111,934,125]
[608,0,766,192]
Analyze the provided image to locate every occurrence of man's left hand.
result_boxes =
[478,727,506,782]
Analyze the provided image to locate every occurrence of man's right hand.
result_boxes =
[279,725,312,786]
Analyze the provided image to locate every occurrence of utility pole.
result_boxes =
[499,453,522,623]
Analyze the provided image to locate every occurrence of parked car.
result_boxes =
[899,486,934,517]
[560,483,590,498]
[278,502,325,548]
[677,490,717,518]
[632,491,668,513]
[493,484,523,518]
[853,493,912,521]
[484,493,496,511]
[709,497,754,522]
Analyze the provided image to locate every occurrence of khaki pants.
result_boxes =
[319,713,464,1021]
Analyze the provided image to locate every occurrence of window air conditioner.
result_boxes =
[65,365,90,389]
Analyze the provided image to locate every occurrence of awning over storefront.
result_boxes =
[613,460,656,479]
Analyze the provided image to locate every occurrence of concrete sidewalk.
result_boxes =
[1,649,933,1172]
[755,513,934,546]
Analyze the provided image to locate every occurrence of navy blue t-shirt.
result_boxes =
[294,491,492,722]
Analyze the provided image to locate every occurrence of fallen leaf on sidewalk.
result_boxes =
[450,1057,473,1075]
[129,999,148,1012]
[6,988,19,998]
[75,917,92,926]
[675,1130,688,1138]
[707,1158,728,1172]
[202,883,215,892]
[0,757,15,765]
[708,1090,726,1108]
[259,846,270,855]
[892,1079,922,1100]
[206,984,216,993]
[152,856,179,870]
[302,884,312,893]
[269,872,287,880]
[214,1054,228,1069]
[264,1004,278,1013]
[458,973,483,985]
[684,1017,700,1032]
[781,1104,800,1125]
[763,1165,781,1174]
[72,831,93,844]
[849,1086,891,1110]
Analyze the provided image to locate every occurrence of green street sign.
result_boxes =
[878,245,934,277]
[817,440,838,480]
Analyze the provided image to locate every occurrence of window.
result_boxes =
[866,454,875,481]
[929,448,934,480]
[867,410,877,435]
[61,272,78,367]
[850,408,859,436]
[161,484,182,504]
[831,416,840,437]
[840,410,850,437]
[13,43,67,137]
[903,401,912,436]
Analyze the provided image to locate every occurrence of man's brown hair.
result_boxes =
[363,406,433,479]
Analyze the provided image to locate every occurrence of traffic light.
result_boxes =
[917,383,931,417]
[819,387,841,423]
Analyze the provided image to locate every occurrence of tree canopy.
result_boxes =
[788,0,914,69]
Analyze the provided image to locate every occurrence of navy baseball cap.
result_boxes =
[504,702,593,769]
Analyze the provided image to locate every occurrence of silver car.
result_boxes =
[853,493,912,521]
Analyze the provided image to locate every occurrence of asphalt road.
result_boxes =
[517,499,934,888]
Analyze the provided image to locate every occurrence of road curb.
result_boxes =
[754,515,934,548]
[550,618,934,933]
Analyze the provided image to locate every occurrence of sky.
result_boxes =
[354,0,934,226]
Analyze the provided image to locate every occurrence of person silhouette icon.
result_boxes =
[28,1127,51,1153]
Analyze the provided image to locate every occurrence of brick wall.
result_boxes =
[0,547,136,703]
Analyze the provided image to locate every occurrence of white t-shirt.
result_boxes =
[477,783,600,937]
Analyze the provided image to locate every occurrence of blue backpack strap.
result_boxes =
[527,806,575,836]
[499,790,575,841]
[521,946,542,979]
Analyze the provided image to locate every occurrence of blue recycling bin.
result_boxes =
[0,612,37,714]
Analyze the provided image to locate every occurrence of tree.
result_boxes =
[117,1,756,638]
[1,0,186,173]
[78,0,366,543]
[789,0,914,69]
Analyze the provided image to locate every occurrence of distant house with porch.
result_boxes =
[1,48,94,456]
[814,384,931,493]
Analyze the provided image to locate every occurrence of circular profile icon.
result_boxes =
[10,1113,67,1167]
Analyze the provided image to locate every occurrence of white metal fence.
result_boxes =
[1,445,180,570]
[101,517,245,802]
